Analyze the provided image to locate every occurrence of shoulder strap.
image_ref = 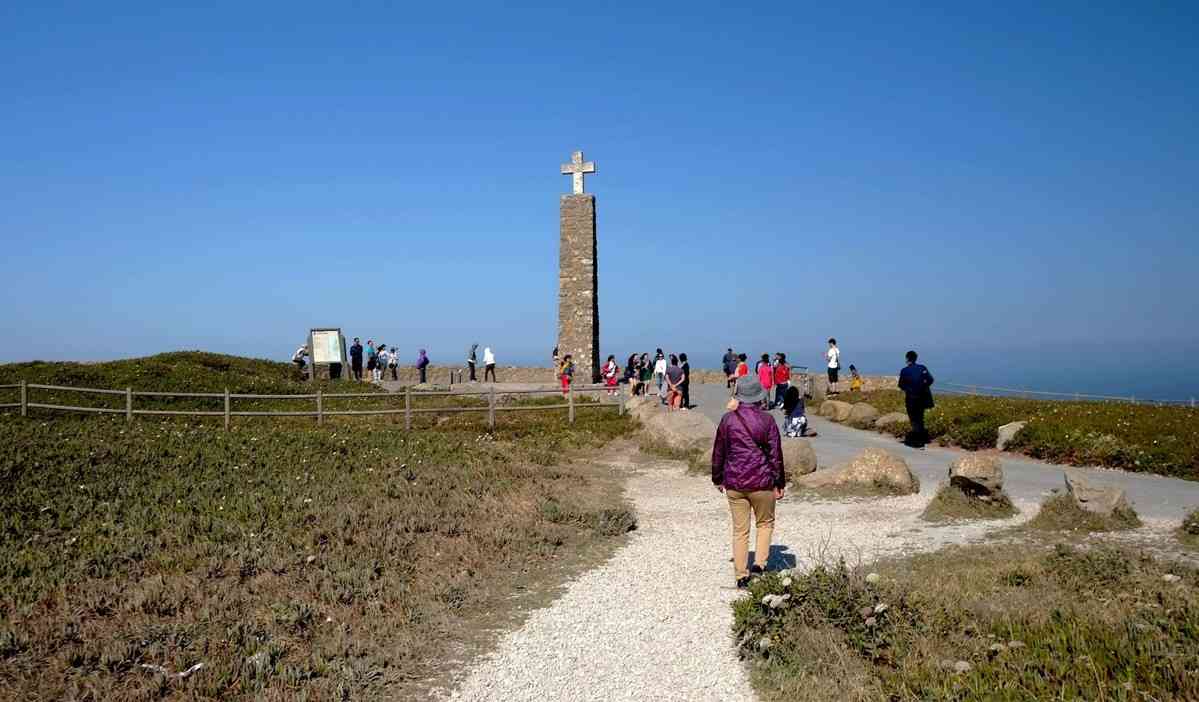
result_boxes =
[730,409,770,462]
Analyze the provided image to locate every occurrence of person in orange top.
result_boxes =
[756,353,774,406]
[735,354,750,379]
[772,353,791,409]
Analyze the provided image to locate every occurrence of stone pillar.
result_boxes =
[558,194,600,383]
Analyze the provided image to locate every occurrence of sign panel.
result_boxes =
[311,330,342,365]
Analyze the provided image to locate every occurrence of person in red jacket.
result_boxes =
[772,353,791,409]
[756,353,774,408]
[712,376,787,588]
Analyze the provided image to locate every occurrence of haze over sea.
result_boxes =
[1,3,1196,402]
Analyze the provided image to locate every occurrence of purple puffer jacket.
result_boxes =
[712,405,786,491]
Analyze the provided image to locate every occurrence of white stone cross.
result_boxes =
[560,150,597,194]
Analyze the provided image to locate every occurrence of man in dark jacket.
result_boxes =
[349,338,364,381]
[712,376,786,588]
[723,348,738,388]
[898,350,935,448]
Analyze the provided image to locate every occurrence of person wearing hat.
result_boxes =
[711,375,786,588]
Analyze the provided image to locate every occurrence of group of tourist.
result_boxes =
[294,338,502,385]
[619,350,691,410]
[711,346,936,588]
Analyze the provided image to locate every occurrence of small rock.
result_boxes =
[1064,471,1133,516]
[996,421,1027,451]
[864,617,877,627]
[988,643,1007,655]
[874,603,888,614]
[948,455,1004,495]
[1163,574,1182,583]
[874,412,908,429]
[859,605,875,618]
[305,555,317,564]
[865,572,880,585]
[953,660,972,674]
[1008,640,1025,649]
[757,636,771,651]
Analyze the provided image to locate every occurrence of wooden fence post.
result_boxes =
[568,385,575,425]
[224,388,231,431]
[404,385,412,431]
[316,389,323,425]
[19,380,27,417]
[126,387,133,423]
[488,386,496,430]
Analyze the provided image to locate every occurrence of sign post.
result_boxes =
[307,328,349,382]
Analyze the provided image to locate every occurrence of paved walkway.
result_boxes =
[690,383,1197,521]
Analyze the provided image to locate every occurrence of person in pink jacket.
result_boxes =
[756,353,775,408]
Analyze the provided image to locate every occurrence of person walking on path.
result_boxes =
[653,350,668,404]
[665,354,685,410]
[825,338,841,396]
[711,376,786,588]
[559,354,574,397]
[416,349,430,385]
[483,346,497,382]
[756,354,774,408]
[603,355,620,397]
[387,345,399,380]
[624,354,641,395]
[723,348,738,389]
[680,352,692,409]
[898,350,935,449]
[349,337,364,381]
[638,353,653,396]
[772,353,791,409]
[467,344,478,382]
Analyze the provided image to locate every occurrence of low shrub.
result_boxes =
[1024,493,1142,533]
[920,483,1018,522]
[737,544,1199,701]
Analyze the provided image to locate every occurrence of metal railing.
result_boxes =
[0,381,626,430]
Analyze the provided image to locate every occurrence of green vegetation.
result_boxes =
[920,484,1018,522]
[1024,493,1142,533]
[0,354,635,699]
[736,544,1199,701]
[827,390,1199,479]
[1177,508,1199,549]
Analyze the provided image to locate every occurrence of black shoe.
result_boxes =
[750,565,766,577]
[736,576,751,589]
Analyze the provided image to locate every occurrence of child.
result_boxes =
[603,355,619,396]
[849,364,863,393]
[559,354,574,397]
[782,385,812,437]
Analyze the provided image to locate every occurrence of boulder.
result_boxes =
[847,403,880,428]
[820,400,853,422]
[796,448,919,495]
[948,455,1004,495]
[641,409,717,453]
[996,421,1028,451]
[781,438,817,475]
[1064,471,1132,517]
[874,412,908,429]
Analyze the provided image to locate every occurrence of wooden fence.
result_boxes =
[0,381,625,430]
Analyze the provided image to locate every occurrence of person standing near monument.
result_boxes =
[665,354,685,410]
[559,354,574,397]
[756,354,774,408]
[712,376,786,588]
[772,353,791,409]
[825,338,841,396]
[602,355,619,397]
[723,348,738,389]
[388,345,399,380]
[483,346,497,382]
[467,344,479,382]
[653,350,667,404]
[349,337,364,382]
[366,340,378,381]
[898,350,935,448]
[638,353,653,396]
[680,352,692,410]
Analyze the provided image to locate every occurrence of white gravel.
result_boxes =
[440,442,1031,702]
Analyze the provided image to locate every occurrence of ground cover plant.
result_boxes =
[736,543,1199,701]
[0,356,635,700]
[1022,492,1142,533]
[1178,509,1199,549]
[920,484,1018,522]
[825,390,1199,479]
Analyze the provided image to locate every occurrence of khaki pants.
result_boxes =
[726,489,776,579]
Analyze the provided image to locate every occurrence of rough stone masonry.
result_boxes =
[558,150,600,383]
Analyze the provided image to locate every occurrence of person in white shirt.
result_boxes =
[483,347,497,382]
[373,345,388,382]
[825,338,841,396]
[292,344,308,375]
[653,349,668,404]
[387,345,399,380]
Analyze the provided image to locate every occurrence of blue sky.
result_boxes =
[2,2,1197,392]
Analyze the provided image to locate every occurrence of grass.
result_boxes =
[0,354,636,700]
[791,481,912,500]
[736,543,1199,701]
[1024,493,1142,533]
[1177,508,1199,549]
[920,483,1018,522]
[825,389,1199,480]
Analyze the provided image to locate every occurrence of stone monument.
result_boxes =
[558,150,600,383]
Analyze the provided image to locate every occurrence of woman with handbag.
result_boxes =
[711,376,786,589]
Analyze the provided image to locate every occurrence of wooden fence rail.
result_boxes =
[0,379,625,430]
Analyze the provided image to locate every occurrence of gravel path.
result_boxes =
[442,439,1036,701]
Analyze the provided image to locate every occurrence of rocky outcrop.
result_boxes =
[949,455,1004,496]
[874,412,908,429]
[819,400,853,422]
[796,448,919,495]
[847,403,880,428]
[781,438,817,475]
[640,408,717,453]
[1064,471,1133,517]
[996,421,1028,451]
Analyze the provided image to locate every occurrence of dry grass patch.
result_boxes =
[1024,493,1142,533]
[920,483,1018,522]
[737,543,1199,701]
